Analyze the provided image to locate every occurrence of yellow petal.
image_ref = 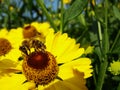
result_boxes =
[57,48,84,63]
[45,31,85,63]
[0,48,21,62]
[45,30,55,51]
[50,32,68,56]
[0,28,8,37]
[0,74,26,90]
[0,59,22,78]
[0,59,17,69]
[7,27,23,42]
[58,58,92,79]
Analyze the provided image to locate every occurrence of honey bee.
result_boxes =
[31,39,46,52]
[22,40,30,51]
[19,45,28,56]
[19,39,46,56]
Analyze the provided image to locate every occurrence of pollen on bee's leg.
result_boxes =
[22,51,59,85]
[23,25,37,38]
[0,38,12,56]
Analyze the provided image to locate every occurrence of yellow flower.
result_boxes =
[23,22,54,42]
[63,0,71,4]
[9,5,14,11]
[0,27,24,77]
[0,27,23,61]
[31,22,53,37]
[0,30,93,90]
[45,31,92,78]
[108,60,120,75]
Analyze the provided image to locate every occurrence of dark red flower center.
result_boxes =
[27,51,49,69]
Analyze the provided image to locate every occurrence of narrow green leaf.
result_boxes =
[112,40,120,53]
[63,0,88,25]
[111,31,120,54]
[113,6,120,20]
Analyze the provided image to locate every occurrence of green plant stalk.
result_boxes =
[4,15,8,29]
[60,0,64,33]
[4,0,10,29]
[95,0,109,90]
[95,60,108,90]
[36,0,58,32]
[93,71,97,86]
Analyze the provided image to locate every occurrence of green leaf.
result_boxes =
[113,6,120,20]
[117,83,120,90]
[63,0,88,25]
[111,31,120,54]
[78,14,86,26]
[112,76,120,81]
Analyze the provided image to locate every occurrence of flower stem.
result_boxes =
[95,60,108,90]
[60,0,64,33]
[95,0,109,90]
[36,0,58,32]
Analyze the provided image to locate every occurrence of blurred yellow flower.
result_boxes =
[63,0,71,4]
[0,29,93,90]
[9,5,14,11]
[0,27,23,61]
[31,22,53,37]
[108,60,120,75]
[23,22,54,42]
[0,27,23,77]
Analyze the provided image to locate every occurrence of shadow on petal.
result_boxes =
[38,70,88,90]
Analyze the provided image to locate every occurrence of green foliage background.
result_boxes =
[0,0,120,90]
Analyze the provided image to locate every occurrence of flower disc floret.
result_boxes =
[23,25,38,38]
